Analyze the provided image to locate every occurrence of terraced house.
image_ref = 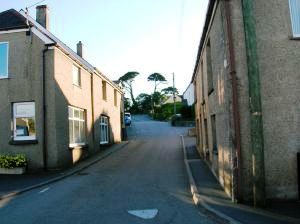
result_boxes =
[0,5,124,170]
[193,0,300,206]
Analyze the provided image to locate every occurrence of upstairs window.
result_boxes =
[13,102,36,141]
[72,64,81,87]
[114,89,117,106]
[0,42,8,79]
[102,81,107,100]
[206,39,214,94]
[289,0,300,37]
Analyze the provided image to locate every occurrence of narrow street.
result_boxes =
[0,115,215,224]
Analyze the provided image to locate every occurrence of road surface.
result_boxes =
[0,115,215,224]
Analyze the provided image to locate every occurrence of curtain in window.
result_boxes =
[289,0,300,37]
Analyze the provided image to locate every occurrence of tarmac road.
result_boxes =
[0,115,216,224]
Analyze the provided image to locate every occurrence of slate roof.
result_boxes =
[0,8,122,92]
[0,9,30,31]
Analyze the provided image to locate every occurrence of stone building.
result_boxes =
[0,6,124,170]
[192,0,300,206]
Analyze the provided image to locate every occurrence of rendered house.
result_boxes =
[182,83,195,106]
[0,5,124,170]
[192,0,300,205]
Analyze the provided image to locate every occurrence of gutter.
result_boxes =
[224,0,243,202]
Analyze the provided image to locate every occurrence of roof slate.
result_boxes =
[0,9,29,31]
[0,8,122,92]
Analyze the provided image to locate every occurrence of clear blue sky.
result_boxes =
[1,0,208,96]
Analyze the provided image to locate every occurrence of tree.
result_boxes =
[162,86,178,95]
[118,71,139,105]
[147,73,167,93]
[124,97,131,112]
[136,93,152,113]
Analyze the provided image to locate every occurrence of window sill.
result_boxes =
[0,76,9,80]
[72,84,82,88]
[69,143,88,149]
[289,36,300,40]
[9,139,38,145]
[208,88,214,96]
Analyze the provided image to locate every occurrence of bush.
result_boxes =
[152,102,184,121]
[0,154,27,168]
[180,104,195,119]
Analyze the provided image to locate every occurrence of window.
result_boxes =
[13,102,36,141]
[68,106,86,146]
[102,81,107,100]
[211,114,217,154]
[72,64,81,86]
[100,116,109,144]
[206,39,214,94]
[0,42,8,79]
[201,60,205,103]
[114,89,117,106]
[289,0,300,37]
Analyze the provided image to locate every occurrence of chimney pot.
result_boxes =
[77,41,83,57]
[36,5,49,29]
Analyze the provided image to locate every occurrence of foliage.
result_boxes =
[118,71,139,105]
[152,102,183,121]
[124,97,131,112]
[136,93,152,113]
[180,104,195,119]
[162,86,178,95]
[147,73,167,93]
[0,154,27,168]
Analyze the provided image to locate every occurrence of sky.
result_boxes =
[0,0,208,97]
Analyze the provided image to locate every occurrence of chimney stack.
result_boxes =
[77,41,83,57]
[36,5,49,30]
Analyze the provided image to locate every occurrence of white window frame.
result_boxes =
[72,64,81,87]
[0,42,9,79]
[68,106,86,147]
[100,116,109,144]
[289,0,300,37]
[13,102,36,141]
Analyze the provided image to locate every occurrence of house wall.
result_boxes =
[183,83,195,106]
[50,47,123,169]
[50,47,94,168]
[0,30,123,170]
[253,0,300,199]
[93,74,122,146]
[194,2,237,197]
[194,0,300,201]
[0,31,47,169]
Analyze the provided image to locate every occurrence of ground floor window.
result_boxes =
[13,102,36,141]
[100,116,109,144]
[68,106,86,147]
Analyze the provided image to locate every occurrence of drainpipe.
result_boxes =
[224,0,243,203]
[241,0,265,207]
[42,46,49,170]
[42,43,56,170]
[91,72,95,144]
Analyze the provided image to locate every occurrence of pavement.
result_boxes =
[0,141,129,200]
[181,135,300,224]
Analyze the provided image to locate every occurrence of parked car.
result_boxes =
[124,112,131,126]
